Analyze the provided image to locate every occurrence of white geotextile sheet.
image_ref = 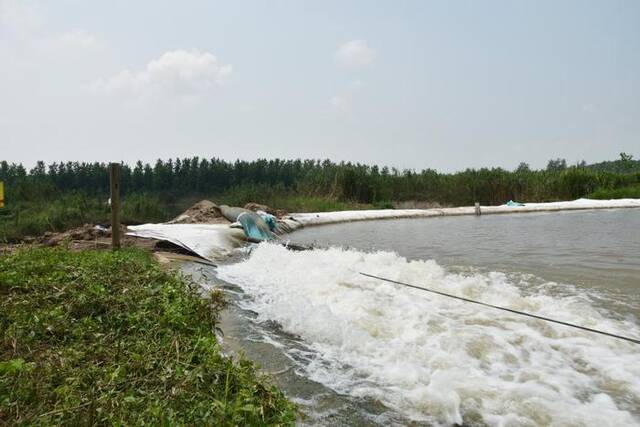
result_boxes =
[287,198,640,227]
[127,223,246,260]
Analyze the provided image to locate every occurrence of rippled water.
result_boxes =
[195,209,640,426]
[290,209,640,309]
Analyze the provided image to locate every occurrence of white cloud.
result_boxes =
[1,0,99,61]
[57,29,97,48]
[330,95,350,112]
[92,49,232,100]
[335,39,376,67]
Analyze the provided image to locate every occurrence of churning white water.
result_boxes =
[218,243,640,426]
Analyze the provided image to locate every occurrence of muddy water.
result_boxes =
[187,209,640,426]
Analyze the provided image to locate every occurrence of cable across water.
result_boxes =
[359,272,640,345]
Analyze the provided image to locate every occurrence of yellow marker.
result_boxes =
[0,181,4,208]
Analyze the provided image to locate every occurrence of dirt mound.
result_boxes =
[168,199,287,225]
[169,200,228,224]
[39,224,108,246]
[37,223,135,246]
[244,202,287,218]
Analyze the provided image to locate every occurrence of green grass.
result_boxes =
[0,193,170,242]
[0,195,105,241]
[0,247,296,425]
[587,185,640,199]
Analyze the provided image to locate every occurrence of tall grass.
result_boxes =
[0,247,296,425]
[0,193,170,241]
[587,185,640,200]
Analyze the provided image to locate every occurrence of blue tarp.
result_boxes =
[258,212,277,231]
[237,212,275,242]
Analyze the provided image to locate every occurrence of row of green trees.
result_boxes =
[2,155,639,207]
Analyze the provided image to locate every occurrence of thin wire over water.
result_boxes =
[360,272,640,345]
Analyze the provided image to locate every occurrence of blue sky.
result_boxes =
[2,0,639,171]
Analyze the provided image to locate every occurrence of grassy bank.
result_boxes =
[0,247,296,425]
[587,184,640,200]
[0,193,174,242]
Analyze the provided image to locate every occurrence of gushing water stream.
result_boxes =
[188,209,640,426]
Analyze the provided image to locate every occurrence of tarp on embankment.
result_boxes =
[127,223,247,260]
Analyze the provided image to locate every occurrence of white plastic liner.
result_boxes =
[283,198,640,229]
[127,223,246,260]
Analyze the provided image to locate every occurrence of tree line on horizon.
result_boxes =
[1,154,639,208]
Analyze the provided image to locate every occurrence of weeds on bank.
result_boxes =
[0,247,296,425]
[0,193,169,242]
[587,185,640,200]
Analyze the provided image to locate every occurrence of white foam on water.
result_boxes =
[217,243,640,426]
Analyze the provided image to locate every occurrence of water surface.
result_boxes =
[198,209,640,426]
[290,209,640,315]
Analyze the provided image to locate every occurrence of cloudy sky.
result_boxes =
[2,0,639,171]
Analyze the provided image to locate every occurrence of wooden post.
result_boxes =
[474,202,481,216]
[109,163,121,250]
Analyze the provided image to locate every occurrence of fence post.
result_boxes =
[109,163,121,250]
